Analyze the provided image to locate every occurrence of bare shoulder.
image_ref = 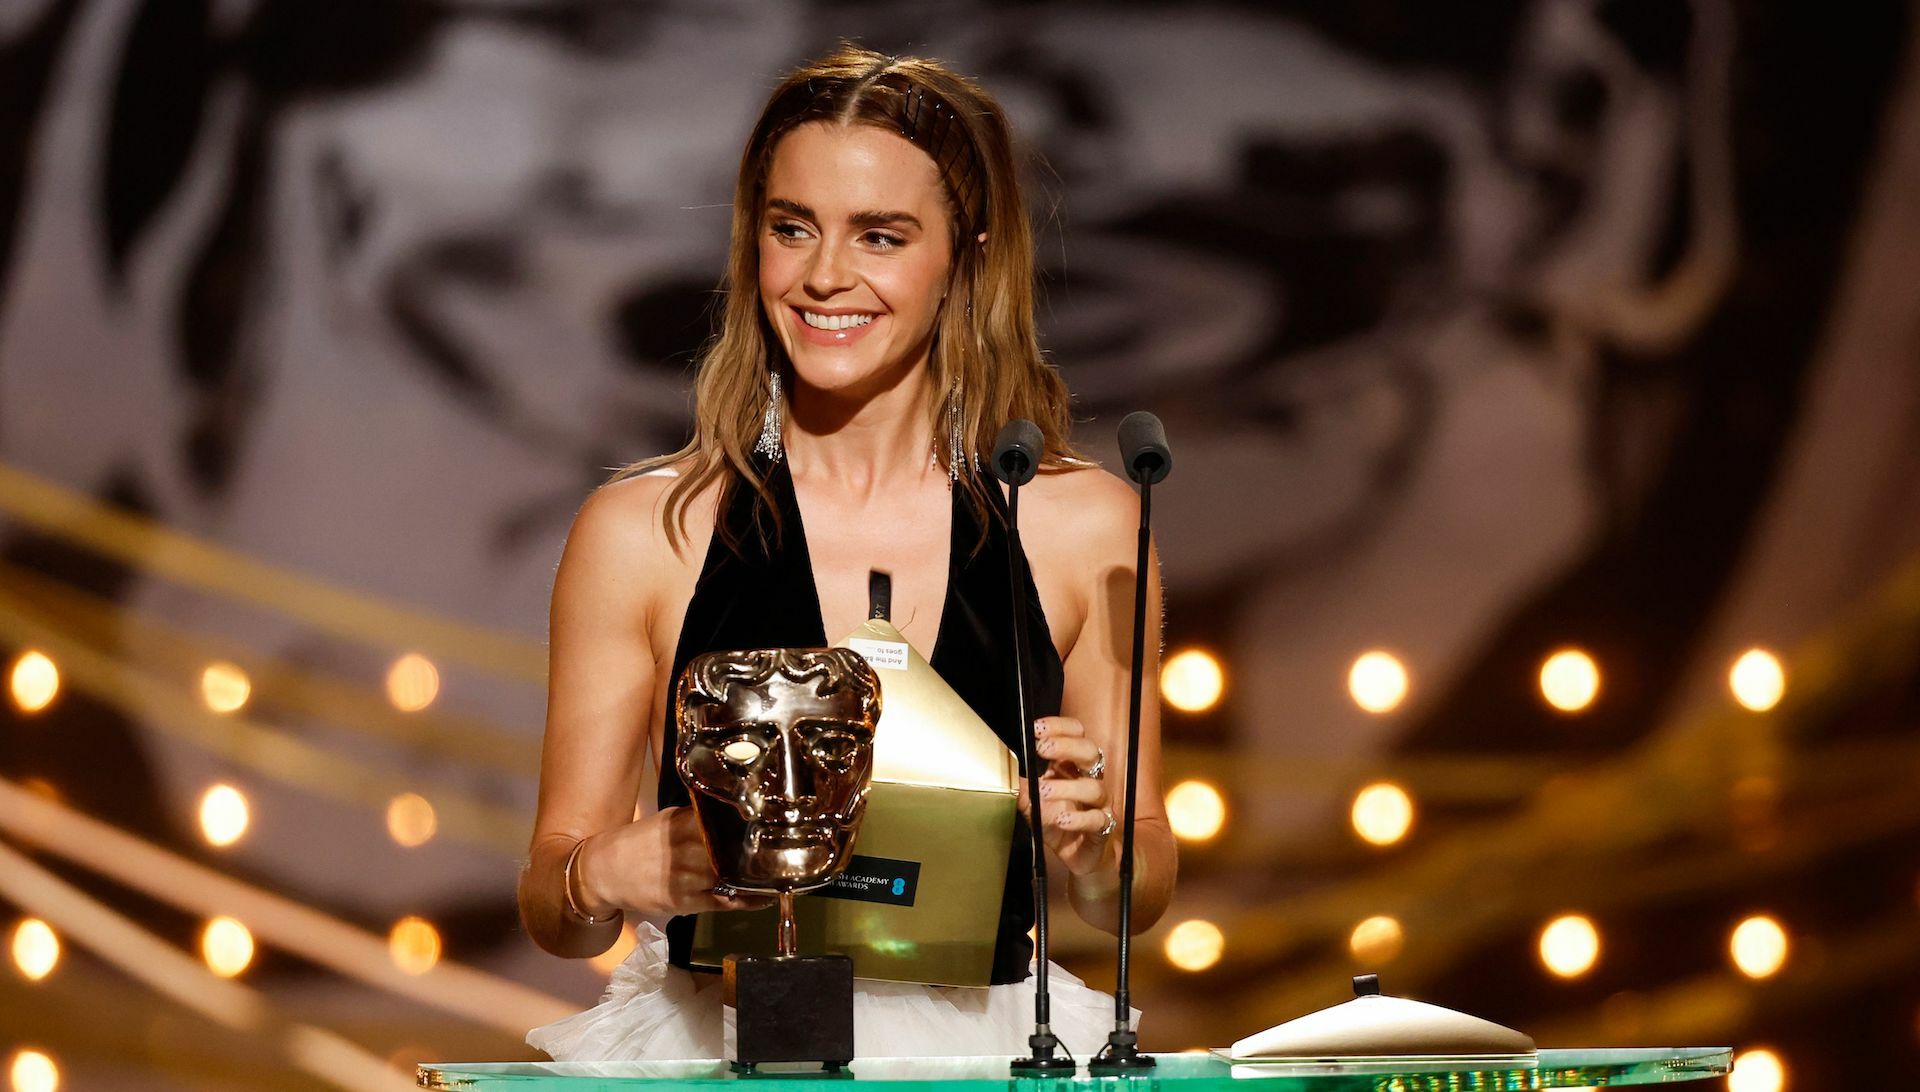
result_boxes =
[1025,461,1140,546]
[558,468,717,603]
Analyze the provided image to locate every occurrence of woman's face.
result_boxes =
[757,121,956,400]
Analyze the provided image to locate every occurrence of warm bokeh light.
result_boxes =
[9,919,58,982]
[1539,648,1600,712]
[8,651,58,715]
[590,922,641,975]
[1729,1048,1786,1092]
[1348,915,1404,964]
[1538,914,1601,978]
[1729,648,1786,712]
[198,661,251,714]
[1165,780,1227,842]
[1350,782,1415,846]
[1348,651,1410,713]
[389,916,442,975]
[8,1050,57,1092]
[1730,915,1789,979]
[1160,649,1225,713]
[200,916,254,978]
[387,792,438,848]
[1163,919,1225,972]
[197,783,250,848]
[386,653,441,713]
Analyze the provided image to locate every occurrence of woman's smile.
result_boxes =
[790,305,883,347]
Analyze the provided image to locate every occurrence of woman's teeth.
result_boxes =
[801,311,876,331]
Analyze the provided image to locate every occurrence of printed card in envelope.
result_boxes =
[692,617,1018,986]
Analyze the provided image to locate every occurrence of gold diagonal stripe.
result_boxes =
[0,777,575,1036]
[0,559,540,777]
[0,833,417,1092]
[0,584,528,854]
[0,460,547,681]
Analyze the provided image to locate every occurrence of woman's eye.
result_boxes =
[769,221,809,242]
[863,231,905,249]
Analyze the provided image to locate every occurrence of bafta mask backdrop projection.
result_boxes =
[675,648,883,895]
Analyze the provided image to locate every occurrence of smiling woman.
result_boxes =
[516,43,1175,1062]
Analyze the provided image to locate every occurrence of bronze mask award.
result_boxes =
[675,647,882,1071]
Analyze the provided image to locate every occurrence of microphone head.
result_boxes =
[990,419,1044,486]
[1117,411,1172,485]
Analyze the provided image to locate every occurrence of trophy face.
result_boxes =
[675,648,882,893]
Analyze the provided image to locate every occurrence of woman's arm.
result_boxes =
[518,478,762,958]
[1027,469,1178,937]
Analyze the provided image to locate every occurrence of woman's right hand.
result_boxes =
[575,805,773,921]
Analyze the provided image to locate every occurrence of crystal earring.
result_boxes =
[946,383,967,484]
[755,368,784,462]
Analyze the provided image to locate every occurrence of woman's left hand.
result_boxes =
[1014,715,1115,876]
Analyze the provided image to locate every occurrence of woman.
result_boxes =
[518,45,1176,1060]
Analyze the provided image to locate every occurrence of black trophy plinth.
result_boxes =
[723,953,855,1072]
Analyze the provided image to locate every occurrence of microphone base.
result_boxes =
[1088,1031,1155,1075]
[1010,1033,1078,1076]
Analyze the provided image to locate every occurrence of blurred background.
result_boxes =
[3,0,1918,1089]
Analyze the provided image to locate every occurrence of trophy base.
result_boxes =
[723,953,854,1070]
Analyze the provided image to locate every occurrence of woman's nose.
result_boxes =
[804,240,855,297]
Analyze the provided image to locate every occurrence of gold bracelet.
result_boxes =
[563,837,617,926]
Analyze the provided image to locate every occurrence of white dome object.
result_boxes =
[1229,975,1536,1059]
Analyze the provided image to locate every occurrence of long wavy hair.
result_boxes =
[609,43,1080,550]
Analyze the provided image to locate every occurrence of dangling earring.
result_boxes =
[946,381,967,484]
[755,368,784,462]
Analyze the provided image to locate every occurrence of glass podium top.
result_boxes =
[419,1048,1731,1090]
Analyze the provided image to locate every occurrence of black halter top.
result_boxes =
[657,459,1062,984]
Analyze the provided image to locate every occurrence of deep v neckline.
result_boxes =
[774,460,958,665]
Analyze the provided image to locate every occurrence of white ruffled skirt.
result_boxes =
[528,922,1132,1061]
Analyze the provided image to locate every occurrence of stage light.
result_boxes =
[1729,648,1785,712]
[1348,651,1409,713]
[198,662,251,714]
[10,919,58,982]
[1348,915,1404,964]
[389,916,442,976]
[1160,649,1224,713]
[1538,914,1600,978]
[387,792,438,848]
[1163,919,1224,972]
[1539,648,1600,712]
[8,1050,57,1092]
[1166,780,1227,842]
[8,651,58,714]
[591,923,640,975]
[1728,1048,1785,1092]
[197,784,250,848]
[1350,782,1414,846]
[386,653,440,712]
[1730,915,1789,979]
[201,917,254,978]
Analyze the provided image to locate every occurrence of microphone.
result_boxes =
[992,420,1074,1076]
[1117,410,1172,485]
[992,418,1043,487]
[1089,411,1172,1075]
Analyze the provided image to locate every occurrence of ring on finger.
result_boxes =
[1084,746,1107,781]
[713,882,741,899]
[1098,808,1116,838]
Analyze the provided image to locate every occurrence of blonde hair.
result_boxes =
[609,43,1079,549]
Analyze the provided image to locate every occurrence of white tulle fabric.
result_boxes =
[528,922,1132,1062]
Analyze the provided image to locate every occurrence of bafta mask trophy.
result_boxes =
[675,648,882,1070]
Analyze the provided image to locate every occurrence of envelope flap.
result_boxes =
[836,619,1017,793]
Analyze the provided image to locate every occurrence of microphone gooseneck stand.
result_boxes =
[1089,411,1173,1076]
[992,420,1076,1077]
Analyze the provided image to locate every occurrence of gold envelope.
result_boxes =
[691,618,1019,986]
